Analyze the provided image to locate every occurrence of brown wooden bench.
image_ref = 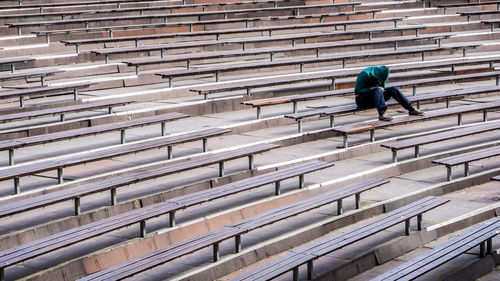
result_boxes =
[77,177,388,281]
[125,32,443,75]
[0,110,190,166]
[382,120,500,163]
[92,16,406,64]
[332,101,500,148]
[158,42,475,91]
[482,19,500,32]
[0,57,34,73]
[459,9,500,22]
[0,0,180,11]
[372,217,500,281]
[432,145,500,181]
[9,2,361,35]
[0,143,279,281]
[0,69,64,86]
[60,8,382,52]
[231,196,450,281]
[0,82,94,107]
[0,97,135,124]
[437,1,500,14]
[190,54,499,99]
[0,115,224,195]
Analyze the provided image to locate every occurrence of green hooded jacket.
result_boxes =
[354,66,390,95]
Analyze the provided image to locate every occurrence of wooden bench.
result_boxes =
[0,82,94,108]
[482,19,500,32]
[0,143,280,281]
[372,217,500,281]
[231,196,450,281]
[92,17,406,64]
[0,111,188,166]
[459,10,500,22]
[437,1,500,14]
[0,69,64,86]
[0,123,229,195]
[125,33,444,76]
[10,2,361,35]
[382,120,500,163]
[76,177,389,281]
[60,8,383,52]
[190,54,500,99]
[332,101,500,148]
[432,145,500,181]
[0,0,182,11]
[0,97,135,124]
[0,57,34,73]
[0,0,294,22]
[158,42,475,91]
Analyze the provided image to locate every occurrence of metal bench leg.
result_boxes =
[483,110,488,122]
[417,214,422,230]
[342,59,346,68]
[60,113,65,122]
[446,166,452,181]
[256,106,261,119]
[161,49,165,58]
[415,146,420,158]
[355,193,361,209]
[298,119,303,133]
[203,138,208,152]
[487,238,493,255]
[392,149,397,163]
[248,154,254,170]
[169,211,176,227]
[1,267,4,281]
[105,55,109,64]
[167,146,173,159]
[446,97,450,108]
[370,129,375,142]
[41,76,46,86]
[10,64,15,73]
[300,63,304,73]
[275,181,280,195]
[169,77,173,88]
[343,133,348,148]
[331,78,336,89]
[108,106,113,114]
[135,66,140,76]
[496,75,499,86]
[8,149,14,166]
[330,115,334,127]
[73,89,78,100]
[235,235,241,253]
[111,188,117,206]
[161,122,166,136]
[19,95,24,108]
[457,113,462,126]
[57,167,64,184]
[307,261,313,280]
[337,199,343,215]
[405,219,411,235]
[213,243,220,262]
[299,175,304,189]
[480,241,486,258]
[14,177,20,194]
[293,101,298,113]
[140,221,146,238]
[120,129,126,144]
[293,267,299,281]
[219,162,225,177]
[413,86,416,96]
[74,197,81,215]
[464,162,469,177]
[246,88,251,96]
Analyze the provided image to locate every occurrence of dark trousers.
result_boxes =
[355,86,413,115]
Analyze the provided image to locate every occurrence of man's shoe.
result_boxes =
[378,114,393,121]
[409,108,425,116]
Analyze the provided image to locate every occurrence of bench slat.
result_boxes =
[432,145,500,166]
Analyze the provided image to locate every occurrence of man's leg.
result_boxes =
[372,87,388,116]
[383,86,414,111]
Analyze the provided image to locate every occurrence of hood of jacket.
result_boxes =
[370,66,390,82]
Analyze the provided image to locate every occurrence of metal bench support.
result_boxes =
[219,161,225,177]
[415,146,420,158]
[203,138,208,152]
[120,129,126,144]
[169,211,176,227]
[298,119,303,133]
[337,199,343,215]
[213,243,220,262]
[293,101,298,113]
[417,214,423,230]
[161,122,166,136]
[111,188,117,206]
[405,219,411,235]
[483,110,488,122]
[464,162,470,177]
[74,197,81,215]
[458,113,463,126]
[330,115,335,127]
[275,181,280,195]
[8,149,14,166]
[355,193,361,209]
[60,113,65,122]
[343,133,348,148]
[19,95,24,108]
[293,267,299,281]
[57,167,64,184]
[14,177,20,194]
[167,145,173,159]
[447,166,453,181]
[248,154,254,170]
[140,221,146,238]
[73,89,79,100]
[392,149,397,163]
[370,129,375,142]
[257,107,261,119]
[235,235,241,253]
[299,175,304,189]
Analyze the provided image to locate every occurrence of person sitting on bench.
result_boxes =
[354,65,424,121]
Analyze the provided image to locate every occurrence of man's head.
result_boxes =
[371,66,390,83]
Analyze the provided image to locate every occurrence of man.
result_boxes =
[354,65,424,121]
